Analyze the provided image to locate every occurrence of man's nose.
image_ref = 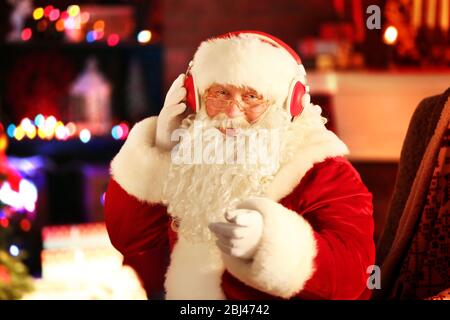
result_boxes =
[224,101,243,118]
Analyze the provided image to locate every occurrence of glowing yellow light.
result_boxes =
[68,5,80,17]
[26,127,37,139]
[56,19,65,32]
[137,30,152,44]
[38,128,46,139]
[0,137,7,151]
[14,126,25,141]
[93,20,105,31]
[383,26,398,45]
[33,7,44,20]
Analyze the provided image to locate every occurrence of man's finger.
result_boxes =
[209,222,245,239]
[214,232,243,248]
[234,212,261,227]
[168,103,187,117]
[225,209,253,224]
[165,87,187,107]
[215,240,232,255]
[226,209,259,226]
[166,74,185,97]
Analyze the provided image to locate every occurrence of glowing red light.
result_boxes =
[0,218,9,228]
[119,123,129,138]
[107,34,120,47]
[60,11,69,20]
[44,5,54,17]
[21,28,32,41]
[20,219,32,232]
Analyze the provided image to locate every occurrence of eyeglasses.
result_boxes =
[204,95,269,113]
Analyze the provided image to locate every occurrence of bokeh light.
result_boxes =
[383,26,398,45]
[79,129,91,143]
[21,28,32,41]
[20,219,32,232]
[49,9,60,22]
[137,30,152,44]
[107,34,120,47]
[7,124,16,138]
[56,19,65,32]
[9,245,19,257]
[68,5,80,17]
[93,20,105,31]
[33,7,44,20]
[34,114,45,127]
[14,126,25,141]
[44,5,54,17]
[86,31,96,43]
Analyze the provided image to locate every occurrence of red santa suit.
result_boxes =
[104,32,375,300]
[104,117,375,300]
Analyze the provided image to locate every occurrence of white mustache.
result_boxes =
[208,115,251,130]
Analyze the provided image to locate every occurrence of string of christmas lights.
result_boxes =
[6,115,129,143]
[20,4,153,46]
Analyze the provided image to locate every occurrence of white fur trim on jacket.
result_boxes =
[221,197,317,299]
[110,116,170,204]
[266,105,349,201]
[164,237,226,300]
[191,33,300,110]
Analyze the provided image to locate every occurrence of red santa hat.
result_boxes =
[190,31,309,115]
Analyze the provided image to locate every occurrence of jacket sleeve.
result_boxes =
[104,179,170,299]
[104,116,172,299]
[221,157,376,300]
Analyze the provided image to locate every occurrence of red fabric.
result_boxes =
[104,156,375,300]
[104,179,170,297]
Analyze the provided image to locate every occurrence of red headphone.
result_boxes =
[184,30,308,118]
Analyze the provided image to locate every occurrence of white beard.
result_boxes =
[161,105,292,244]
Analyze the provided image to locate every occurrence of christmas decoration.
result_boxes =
[0,123,34,300]
[384,0,449,66]
[22,222,146,300]
[69,58,112,136]
[0,250,33,300]
[6,115,129,142]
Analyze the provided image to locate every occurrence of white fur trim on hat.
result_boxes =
[221,196,317,299]
[191,33,301,110]
[110,116,170,204]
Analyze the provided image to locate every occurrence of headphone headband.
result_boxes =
[216,30,302,65]
[184,30,308,118]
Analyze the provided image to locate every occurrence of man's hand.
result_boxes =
[209,209,263,261]
[155,74,188,151]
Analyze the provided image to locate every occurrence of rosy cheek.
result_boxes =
[245,105,270,123]
[245,113,259,123]
[205,105,220,118]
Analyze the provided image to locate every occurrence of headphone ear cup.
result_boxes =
[184,73,198,112]
[288,80,306,117]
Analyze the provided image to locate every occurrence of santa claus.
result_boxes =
[104,31,376,300]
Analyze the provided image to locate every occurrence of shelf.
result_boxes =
[7,138,125,164]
